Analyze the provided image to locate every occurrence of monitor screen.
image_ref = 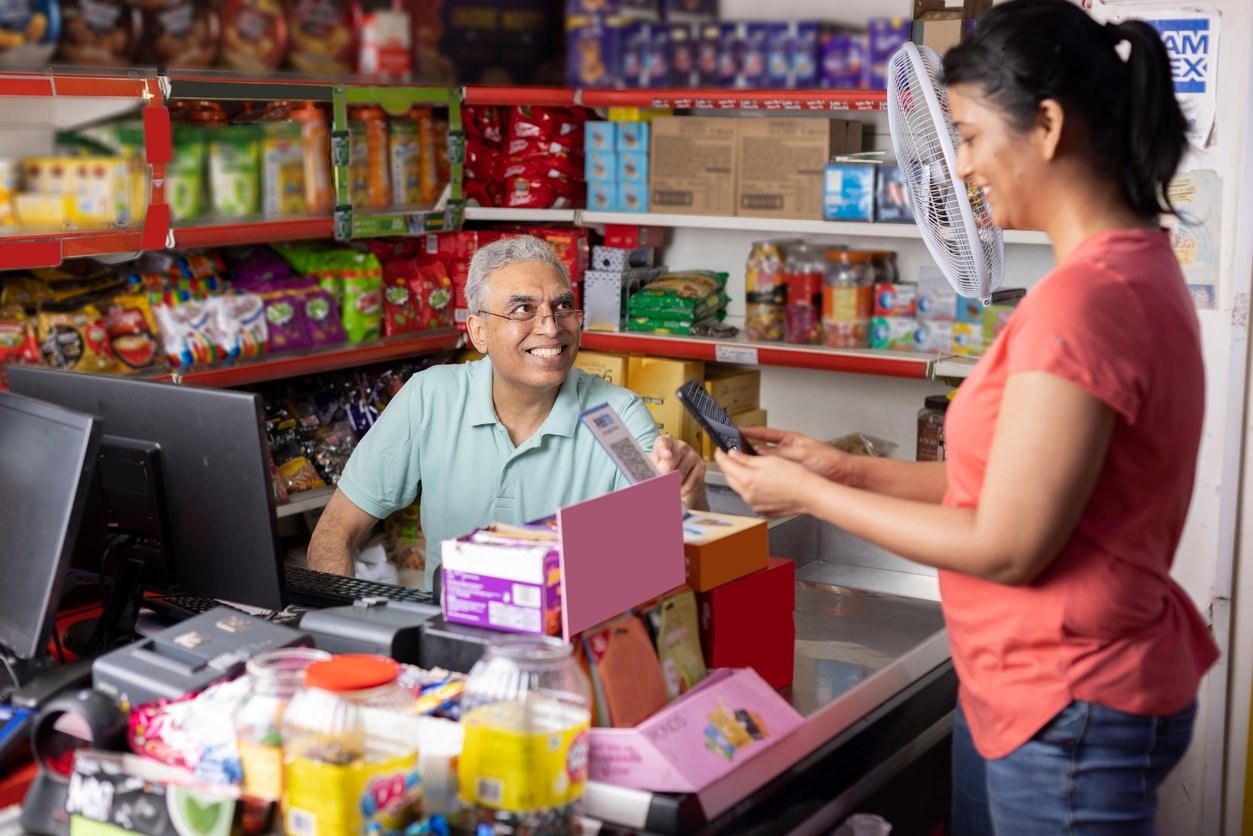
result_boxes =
[0,391,100,662]
[9,366,286,610]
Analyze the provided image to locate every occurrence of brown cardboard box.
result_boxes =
[734,118,863,219]
[912,0,992,55]
[648,116,739,215]
[704,367,761,415]
[574,350,630,388]
[683,511,769,592]
[699,407,767,461]
[626,356,705,449]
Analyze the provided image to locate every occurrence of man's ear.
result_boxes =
[467,314,488,354]
[1036,98,1065,161]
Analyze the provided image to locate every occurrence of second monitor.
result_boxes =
[8,366,286,610]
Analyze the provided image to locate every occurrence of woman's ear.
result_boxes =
[1035,98,1065,161]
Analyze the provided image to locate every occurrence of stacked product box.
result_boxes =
[870,281,919,352]
[823,159,914,223]
[585,120,651,213]
[566,0,714,88]
[584,240,662,332]
[697,366,766,460]
[953,288,1026,356]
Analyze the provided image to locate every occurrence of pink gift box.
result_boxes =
[588,667,804,792]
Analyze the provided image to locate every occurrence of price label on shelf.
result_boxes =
[715,345,759,365]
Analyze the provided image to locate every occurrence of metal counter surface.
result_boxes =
[583,554,952,833]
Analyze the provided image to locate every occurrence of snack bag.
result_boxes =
[261,289,312,352]
[409,260,453,330]
[302,288,347,347]
[640,589,707,700]
[104,294,161,370]
[0,306,40,389]
[37,304,121,373]
[339,254,384,342]
[153,300,218,367]
[207,294,267,361]
[381,259,422,336]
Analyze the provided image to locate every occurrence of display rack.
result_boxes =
[153,328,460,388]
[579,88,888,111]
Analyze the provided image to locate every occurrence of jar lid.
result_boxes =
[827,249,873,262]
[924,394,951,411]
[305,654,398,692]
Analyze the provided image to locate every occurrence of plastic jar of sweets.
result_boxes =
[783,243,825,345]
[823,250,874,348]
[744,239,795,342]
[916,394,951,462]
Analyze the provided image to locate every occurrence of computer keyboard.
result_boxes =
[283,564,433,609]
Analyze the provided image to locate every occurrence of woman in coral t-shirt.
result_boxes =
[718,1,1218,832]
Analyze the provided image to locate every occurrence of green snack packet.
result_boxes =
[208,124,261,218]
[642,589,707,700]
[169,125,207,222]
[338,251,383,342]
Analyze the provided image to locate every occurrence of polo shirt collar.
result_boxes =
[466,357,582,439]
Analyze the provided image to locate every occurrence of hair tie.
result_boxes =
[1104,20,1132,61]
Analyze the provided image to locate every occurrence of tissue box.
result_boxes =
[699,557,796,689]
[441,531,562,636]
[682,511,769,592]
[587,667,804,792]
[603,224,665,248]
[823,163,876,221]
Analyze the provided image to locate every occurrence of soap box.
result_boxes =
[587,667,804,792]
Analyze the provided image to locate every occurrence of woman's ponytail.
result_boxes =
[1112,20,1188,217]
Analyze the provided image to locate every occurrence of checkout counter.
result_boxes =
[583,487,956,834]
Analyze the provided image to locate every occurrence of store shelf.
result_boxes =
[578,210,1050,245]
[581,330,938,380]
[162,329,460,388]
[172,215,334,248]
[579,88,888,111]
[930,355,978,380]
[463,87,579,107]
[276,485,336,518]
[463,207,578,223]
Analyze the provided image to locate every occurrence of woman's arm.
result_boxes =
[719,371,1115,585]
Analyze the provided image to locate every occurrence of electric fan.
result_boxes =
[887,41,1005,304]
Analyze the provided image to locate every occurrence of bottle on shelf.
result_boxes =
[823,249,874,349]
[783,243,825,346]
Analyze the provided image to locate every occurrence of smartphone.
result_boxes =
[675,379,757,455]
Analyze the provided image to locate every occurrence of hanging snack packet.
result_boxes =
[640,589,707,700]
[260,289,312,353]
[339,253,384,342]
[104,294,161,370]
[153,300,218,367]
[302,287,347,347]
[409,260,454,330]
[381,259,422,336]
[207,294,268,361]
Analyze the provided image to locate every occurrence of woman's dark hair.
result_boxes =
[942,0,1186,218]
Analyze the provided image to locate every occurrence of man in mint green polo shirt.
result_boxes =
[308,235,707,590]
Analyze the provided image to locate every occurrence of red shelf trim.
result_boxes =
[174,217,334,248]
[463,86,580,106]
[0,229,149,270]
[580,332,929,380]
[166,330,460,388]
[578,88,887,111]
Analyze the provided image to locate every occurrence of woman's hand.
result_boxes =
[740,426,857,485]
[714,448,818,517]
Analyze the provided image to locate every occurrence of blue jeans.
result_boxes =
[951,698,1197,835]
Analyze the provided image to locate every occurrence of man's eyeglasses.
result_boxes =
[477,308,585,328]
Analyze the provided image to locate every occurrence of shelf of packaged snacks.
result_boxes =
[463,87,580,107]
[579,210,1051,245]
[931,355,978,381]
[580,329,935,380]
[172,215,335,248]
[579,88,889,111]
[463,207,578,223]
[158,328,460,388]
[276,485,337,518]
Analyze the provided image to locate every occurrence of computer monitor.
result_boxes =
[8,366,286,610]
[0,391,100,677]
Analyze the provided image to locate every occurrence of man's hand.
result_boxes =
[651,434,709,511]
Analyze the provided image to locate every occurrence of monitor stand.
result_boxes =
[62,557,146,658]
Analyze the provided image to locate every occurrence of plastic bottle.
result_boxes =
[916,394,951,462]
[459,636,593,835]
[783,243,824,345]
[823,249,873,348]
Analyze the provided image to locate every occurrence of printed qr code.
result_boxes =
[609,436,656,482]
[477,777,504,805]
[287,809,316,836]
[512,583,541,608]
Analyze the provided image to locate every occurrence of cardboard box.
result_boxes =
[442,533,564,637]
[874,282,918,317]
[871,316,918,351]
[736,118,863,219]
[699,407,767,461]
[699,557,796,689]
[822,161,876,221]
[574,350,631,388]
[704,366,761,414]
[587,667,804,792]
[876,163,915,223]
[603,223,665,249]
[682,510,769,591]
[911,0,991,56]
[627,355,705,447]
[649,116,739,216]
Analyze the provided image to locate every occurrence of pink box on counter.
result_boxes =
[587,667,804,792]
[441,471,687,640]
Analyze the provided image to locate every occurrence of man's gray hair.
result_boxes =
[465,236,570,316]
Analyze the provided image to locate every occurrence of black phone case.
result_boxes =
[676,380,756,455]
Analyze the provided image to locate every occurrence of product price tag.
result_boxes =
[715,345,759,365]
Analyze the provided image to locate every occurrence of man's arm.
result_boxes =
[307,489,381,575]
